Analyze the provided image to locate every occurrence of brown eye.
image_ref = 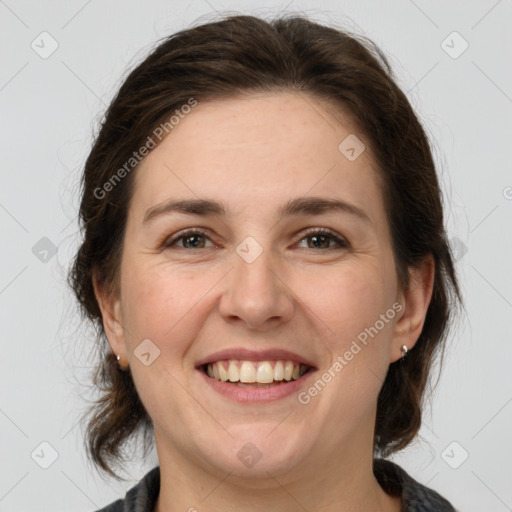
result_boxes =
[298,229,349,250]
[164,229,213,249]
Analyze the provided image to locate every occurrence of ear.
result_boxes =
[391,255,435,362]
[92,270,127,362]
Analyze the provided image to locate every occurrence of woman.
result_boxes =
[69,13,461,512]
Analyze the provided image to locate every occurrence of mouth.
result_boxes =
[194,348,318,402]
[199,359,314,388]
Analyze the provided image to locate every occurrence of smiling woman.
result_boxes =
[69,13,462,512]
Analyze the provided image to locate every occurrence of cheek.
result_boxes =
[119,257,220,356]
[296,261,396,410]
[302,263,396,412]
[119,258,183,342]
[118,261,203,410]
[295,261,392,346]
[295,266,395,427]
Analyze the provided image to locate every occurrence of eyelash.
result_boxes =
[163,227,349,251]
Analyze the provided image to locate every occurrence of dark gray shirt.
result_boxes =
[94,458,457,511]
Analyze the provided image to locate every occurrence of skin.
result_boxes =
[94,92,434,512]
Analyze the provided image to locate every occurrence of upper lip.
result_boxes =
[195,348,317,369]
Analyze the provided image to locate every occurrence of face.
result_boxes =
[97,92,430,486]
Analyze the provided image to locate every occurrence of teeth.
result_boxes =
[218,362,229,382]
[256,361,274,383]
[274,361,284,381]
[227,361,239,382]
[284,361,294,381]
[240,361,256,383]
[205,360,309,384]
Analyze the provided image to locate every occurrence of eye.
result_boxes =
[162,227,349,251]
[163,229,214,249]
[297,228,349,250]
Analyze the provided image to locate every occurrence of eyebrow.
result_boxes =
[142,196,371,225]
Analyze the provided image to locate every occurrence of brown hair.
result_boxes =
[69,13,462,480]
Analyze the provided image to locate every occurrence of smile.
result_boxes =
[203,360,310,386]
[198,360,315,403]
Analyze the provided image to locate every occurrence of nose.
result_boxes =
[218,245,295,330]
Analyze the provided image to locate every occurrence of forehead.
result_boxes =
[131,92,384,223]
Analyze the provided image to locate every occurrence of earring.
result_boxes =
[116,354,128,370]
[401,345,408,358]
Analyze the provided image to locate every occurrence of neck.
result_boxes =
[153,427,401,512]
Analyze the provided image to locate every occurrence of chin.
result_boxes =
[200,423,309,482]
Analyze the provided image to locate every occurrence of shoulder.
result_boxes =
[374,458,457,512]
[93,466,160,512]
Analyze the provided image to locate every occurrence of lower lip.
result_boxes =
[197,368,316,403]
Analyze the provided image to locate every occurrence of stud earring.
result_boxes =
[401,345,408,358]
[116,354,128,370]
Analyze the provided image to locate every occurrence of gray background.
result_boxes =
[1,0,511,510]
